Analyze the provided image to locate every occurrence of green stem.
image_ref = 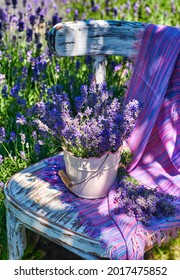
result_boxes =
[2,143,18,168]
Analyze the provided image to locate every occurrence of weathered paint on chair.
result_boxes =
[4,20,147,260]
[48,20,146,84]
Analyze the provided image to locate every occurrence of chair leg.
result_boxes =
[6,209,27,260]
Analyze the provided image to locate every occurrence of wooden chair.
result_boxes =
[4,20,149,260]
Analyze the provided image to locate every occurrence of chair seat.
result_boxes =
[4,153,111,260]
[4,153,160,260]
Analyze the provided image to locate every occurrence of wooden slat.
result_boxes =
[48,20,146,57]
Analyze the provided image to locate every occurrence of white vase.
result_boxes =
[63,148,121,199]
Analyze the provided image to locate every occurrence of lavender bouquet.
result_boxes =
[32,81,141,158]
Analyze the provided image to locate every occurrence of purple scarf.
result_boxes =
[108,23,180,259]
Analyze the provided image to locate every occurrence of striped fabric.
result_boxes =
[44,24,180,260]
[108,23,180,259]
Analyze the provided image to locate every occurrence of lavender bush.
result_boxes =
[32,81,141,158]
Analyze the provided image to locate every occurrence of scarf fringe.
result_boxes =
[131,226,180,259]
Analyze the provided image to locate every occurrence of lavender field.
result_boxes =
[0,0,180,260]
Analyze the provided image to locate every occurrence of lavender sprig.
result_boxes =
[113,177,178,226]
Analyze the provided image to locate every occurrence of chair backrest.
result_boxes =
[48,20,146,84]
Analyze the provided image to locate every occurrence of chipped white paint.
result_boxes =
[93,55,106,84]
[6,209,26,260]
[48,20,146,84]
[49,20,146,57]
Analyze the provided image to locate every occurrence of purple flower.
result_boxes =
[22,0,26,8]
[0,127,6,143]
[52,13,61,26]
[113,178,177,226]
[126,1,131,11]
[66,8,71,14]
[5,1,11,6]
[9,131,16,141]
[0,154,3,164]
[32,131,37,141]
[1,85,8,98]
[26,28,33,42]
[92,4,100,12]
[74,9,78,20]
[38,140,44,145]
[145,7,151,15]
[35,7,41,16]
[113,7,118,17]
[75,60,81,70]
[122,99,142,139]
[0,74,5,86]
[29,14,36,26]
[133,2,139,13]
[20,151,27,161]
[0,8,7,22]
[16,113,26,125]
[33,119,49,133]
[34,143,41,155]
[114,64,122,72]
[18,20,25,32]
[12,0,17,9]
[10,83,21,97]
[20,133,26,145]
[39,14,44,23]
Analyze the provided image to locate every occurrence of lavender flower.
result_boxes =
[20,133,26,145]
[0,127,6,143]
[145,7,151,16]
[0,154,3,164]
[66,8,71,14]
[114,64,122,72]
[0,74,5,86]
[20,151,27,161]
[0,8,7,22]
[16,113,26,125]
[12,0,17,9]
[34,143,41,155]
[29,14,36,26]
[32,131,37,141]
[92,4,100,12]
[122,99,142,139]
[18,20,25,32]
[113,7,118,18]
[26,28,33,42]
[22,0,26,8]
[113,178,177,226]
[10,83,21,97]
[9,131,16,141]
[5,1,11,6]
